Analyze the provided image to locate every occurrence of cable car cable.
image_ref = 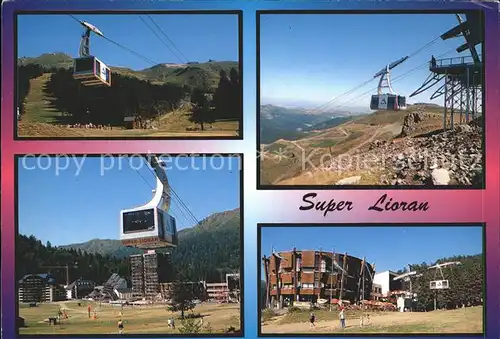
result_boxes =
[141,158,200,226]
[68,14,158,66]
[146,15,190,63]
[309,34,445,114]
[139,16,186,64]
[310,78,376,114]
[100,35,159,65]
[328,48,456,110]
[170,187,200,225]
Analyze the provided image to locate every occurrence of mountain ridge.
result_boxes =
[18,53,239,88]
[57,208,240,259]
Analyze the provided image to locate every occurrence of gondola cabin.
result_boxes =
[73,56,111,87]
[370,94,407,111]
[120,207,178,249]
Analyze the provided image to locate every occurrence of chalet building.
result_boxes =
[65,278,96,300]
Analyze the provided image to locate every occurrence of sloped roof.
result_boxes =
[19,273,56,284]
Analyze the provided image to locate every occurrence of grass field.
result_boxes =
[261,306,483,334]
[19,301,240,335]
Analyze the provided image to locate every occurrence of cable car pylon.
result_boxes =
[370,56,409,111]
[72,20,112,87]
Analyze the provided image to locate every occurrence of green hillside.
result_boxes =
[17,208,241,283]
[18,53,238,89]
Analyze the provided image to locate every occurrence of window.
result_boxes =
[302,283,314,289]
[296,258,301,270]
[122,209,155,233]
[302,268,314,273]
[320,260,327,272]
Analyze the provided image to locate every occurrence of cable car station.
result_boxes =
[410,13,483,130]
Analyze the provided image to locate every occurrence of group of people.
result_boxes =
[115,315,179,334]
[308,305,348,329]
[67,123,113,130]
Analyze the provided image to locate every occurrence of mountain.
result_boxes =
[260,104,483,187]
[18,53,239,89]
[18,208,241,283]
[260,104,356,144]
[59,208,240,259]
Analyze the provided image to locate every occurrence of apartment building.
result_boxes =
[262,249,374,308]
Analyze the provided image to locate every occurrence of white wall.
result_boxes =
[373,271,391,296]
[396,296,405,312]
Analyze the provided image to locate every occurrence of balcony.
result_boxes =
[430,55,482,75]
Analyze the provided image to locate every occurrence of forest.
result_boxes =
[16,209,241,285]
[16,63,241,127]
[398,254,483,311]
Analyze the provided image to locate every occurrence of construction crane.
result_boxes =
[119,156,178,250]
[370,56,409,111]
[72,20,111,87]
[41,264,77,286]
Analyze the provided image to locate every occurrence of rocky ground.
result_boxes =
[320,113,483,186]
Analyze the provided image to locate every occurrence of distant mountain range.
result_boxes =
[58,208,240,259]
[260,104,363,144]
[18,208,241,282]
[18,52,239,89]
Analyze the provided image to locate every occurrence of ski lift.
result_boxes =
[120,156,178,249]
[72,21,111,87]
[370,56,408,111]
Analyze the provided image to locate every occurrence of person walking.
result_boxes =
[117,319,124,334]
[339,307,346,329]
[309,312,316,328]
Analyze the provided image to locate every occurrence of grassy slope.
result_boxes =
[261,306,482,334]
[259,105,450,186]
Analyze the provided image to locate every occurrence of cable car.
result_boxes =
[120,156,178,249]
[73,56,111,86]
[370,94,407,111]
[72,21,112,87]
[370,56,409,111]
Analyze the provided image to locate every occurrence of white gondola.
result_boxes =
[120,156,177,249]
[370,56,408,111]
[73,56,111,87]
[72,21,111,87]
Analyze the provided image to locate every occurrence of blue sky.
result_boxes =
[260,13,482,109]
[18,155,241,246]
[18,14,239,70]
[261,226,482,277]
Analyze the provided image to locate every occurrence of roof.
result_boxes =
[104,273,127,289]
[65,279,96,290]
[19,274,56,284]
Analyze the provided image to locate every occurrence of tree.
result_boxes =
[212,70,230,119]
[168,281,196,319]
[400,255,483,311]
[190,88,211,131]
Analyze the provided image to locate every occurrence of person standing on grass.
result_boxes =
[339,307,346,329]
[118,319,124,334]
[88,305,91,319]
[309,312,316,328]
